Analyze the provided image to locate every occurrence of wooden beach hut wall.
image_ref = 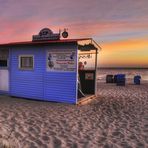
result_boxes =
[0,28,101,104]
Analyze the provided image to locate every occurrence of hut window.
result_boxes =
[19,55,34,70]
[0,50,9,68]
[0,60,7,67]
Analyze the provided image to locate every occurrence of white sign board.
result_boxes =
[47,50,76,72]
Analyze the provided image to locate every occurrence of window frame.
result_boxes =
[19,55,34,70]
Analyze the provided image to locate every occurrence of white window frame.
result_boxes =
[19,55,34,70]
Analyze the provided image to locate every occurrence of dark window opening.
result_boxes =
[0,60,7,67]
[0,50,9,68]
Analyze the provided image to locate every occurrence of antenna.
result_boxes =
[59,29,61,35]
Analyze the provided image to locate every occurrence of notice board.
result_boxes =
[47,50,76,72]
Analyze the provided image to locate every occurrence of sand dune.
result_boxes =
[0,81,148,147]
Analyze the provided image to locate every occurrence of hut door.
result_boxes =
[79,70,95,94]
[0,49,9,92]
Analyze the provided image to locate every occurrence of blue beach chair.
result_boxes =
[116,74,126,86]
[134,75,141,85]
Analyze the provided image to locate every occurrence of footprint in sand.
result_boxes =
[67,142,78,148]
[112,131,121,137]
[120,141,133,148]
[136,142,145,148]
[42,135,50,141]
[34,139,44,146]
[103,142,115,148]
[52,137,62,148]
[13,132,23,139]
[98,136,106,143]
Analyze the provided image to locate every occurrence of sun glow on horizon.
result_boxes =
[98,37,148,68]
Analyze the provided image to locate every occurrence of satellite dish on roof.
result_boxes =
[62,28,68,38]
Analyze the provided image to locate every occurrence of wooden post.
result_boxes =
[95,49,98,95]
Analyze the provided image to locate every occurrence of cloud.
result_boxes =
[0,17,147,44]
[101,37,148,52]
[0,0,148,67]
[98,37,148,67]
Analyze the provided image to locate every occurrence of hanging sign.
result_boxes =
[32,28,60,41]
[47,51,76,72]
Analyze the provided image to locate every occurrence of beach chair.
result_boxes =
[106,75,114,83]
[134,75,141,85]
[116,74,126,86]
[113,75,117,83]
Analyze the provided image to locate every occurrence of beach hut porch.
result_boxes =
[77,40,99,103]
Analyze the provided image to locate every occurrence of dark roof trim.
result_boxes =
[0,38,92,47]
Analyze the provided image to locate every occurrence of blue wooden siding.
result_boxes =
[10,43,77,104]
[10,46,44,99]
[44,72,77,103]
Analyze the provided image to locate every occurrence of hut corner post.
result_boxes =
[95,48,98,96]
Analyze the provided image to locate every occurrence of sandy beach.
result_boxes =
[0,81,148,148]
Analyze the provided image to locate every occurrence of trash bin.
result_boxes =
[116,74,126,86]
[106,75,114,83]
[134,75,141,85]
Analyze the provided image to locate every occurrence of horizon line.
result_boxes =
[97,67,148,69]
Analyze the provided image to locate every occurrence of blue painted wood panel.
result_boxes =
[44,72,77,103]
[10,43,77,104]
[44,44,77,104]
[10,46,44,100]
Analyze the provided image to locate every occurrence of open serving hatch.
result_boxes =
[77,39,101,104]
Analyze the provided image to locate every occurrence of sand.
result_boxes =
[0,81,148,148]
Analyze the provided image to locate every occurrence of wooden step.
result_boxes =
[77,95,96,105]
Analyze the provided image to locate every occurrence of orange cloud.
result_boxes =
[102,38,148,52]
[66,20,148,38]
[98,37,148,67]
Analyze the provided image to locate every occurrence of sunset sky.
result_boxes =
[0,0,148,67]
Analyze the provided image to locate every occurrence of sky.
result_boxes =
[0,0,148,68]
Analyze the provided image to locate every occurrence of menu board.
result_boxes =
[47,51,76,72]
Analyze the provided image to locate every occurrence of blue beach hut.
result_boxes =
[0,28,101,104]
